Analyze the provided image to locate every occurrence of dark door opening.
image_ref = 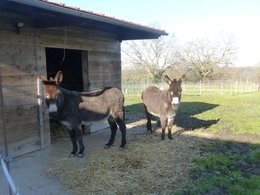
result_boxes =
[45,48,83,91]
[45,48,84,140]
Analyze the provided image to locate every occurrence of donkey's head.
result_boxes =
[37,71,63,113]
[164,75,183,110]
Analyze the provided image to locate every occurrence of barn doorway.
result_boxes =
[45,48,83,91]
[45,48,84,141]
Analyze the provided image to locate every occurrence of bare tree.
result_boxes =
[122,34,180,82]
[181,36,237,81]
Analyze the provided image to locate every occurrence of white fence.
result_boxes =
[122,80,259,96]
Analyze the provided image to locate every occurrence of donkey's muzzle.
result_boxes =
[172,97,180,109]
[172,103,180,110]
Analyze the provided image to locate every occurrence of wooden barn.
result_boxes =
[0,0,167,157]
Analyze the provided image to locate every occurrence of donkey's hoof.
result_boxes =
[69,153,77,157]
[168,137,173,140]
[104,144,112,149]
[119,145,126,149]
[77,153,84,158]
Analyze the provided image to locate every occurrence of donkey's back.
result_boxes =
[142,86,167,117]
[80,87,125,120]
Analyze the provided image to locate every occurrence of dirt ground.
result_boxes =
[0,139,73,195]
[0,119,149,195]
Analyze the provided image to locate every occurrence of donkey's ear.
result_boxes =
[35,72,45,81]
[164,75,172,85]
[54,71,63,83]
[178,74,185,83]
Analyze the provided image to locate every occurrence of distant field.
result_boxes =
[123,80,259,97]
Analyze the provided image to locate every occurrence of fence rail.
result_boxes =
[122,80,259,96]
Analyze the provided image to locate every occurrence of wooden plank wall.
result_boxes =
[0,12,122,157]
[0,16,50,156]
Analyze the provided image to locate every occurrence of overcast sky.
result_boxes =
[55,0,260,67]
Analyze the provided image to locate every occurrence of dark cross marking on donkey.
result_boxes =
[142,75,183,140]
[37,71,126,157]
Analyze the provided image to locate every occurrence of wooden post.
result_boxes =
[0,68,12,195]
[0,68,8,162]
[37,77,45,149]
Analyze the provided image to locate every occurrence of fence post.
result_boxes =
[221,81,223,95]
[199,80,202,96]
[240,80,242,93]
[235,79,238,94]
[230,81,233,95]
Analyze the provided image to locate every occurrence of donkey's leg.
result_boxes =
[167,117,174,140]
[81,125,85,135]
[105,116,118,149]
[144,105,153,133]
[115,116,127,148]
[160,117,167,140]
[74,126,85,157]
[68,130,78,156]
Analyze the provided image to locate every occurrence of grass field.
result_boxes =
[125,92,260,194]
[126,92,260,136]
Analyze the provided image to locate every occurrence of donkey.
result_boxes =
[142,75,183,140]
[37,71,126,157]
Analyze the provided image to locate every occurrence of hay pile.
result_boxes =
[50,119,69,140]
[47,131,203,194]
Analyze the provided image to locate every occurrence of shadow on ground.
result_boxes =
[125,101,220,131]
[175,102,220,130]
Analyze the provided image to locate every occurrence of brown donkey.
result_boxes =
[37,71,126,157]
[142,75,182,140]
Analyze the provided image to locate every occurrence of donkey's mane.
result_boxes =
[81,87,112,97]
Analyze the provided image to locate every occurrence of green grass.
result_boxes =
[182,93,260,135]
[175,173,260,195]
[173,141,260,195]
[125,92,260,135]
[249,148,260,164]
[194,153,234,173]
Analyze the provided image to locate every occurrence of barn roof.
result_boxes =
[0,0,168,40]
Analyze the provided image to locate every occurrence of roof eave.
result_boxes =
[6,0,168,40]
